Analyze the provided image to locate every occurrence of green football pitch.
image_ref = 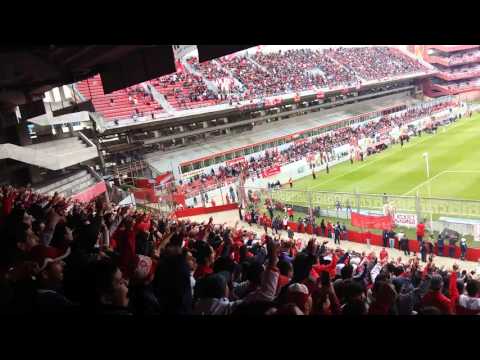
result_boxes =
[289,113,480,200]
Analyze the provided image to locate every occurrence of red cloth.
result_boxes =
[312,254,338,279]
[116,228,137,279]
[421,290,452,314]
[298,223,305,233]
[379,249,389,263]
[351,212,393,230]
[416,223,425,237]
[327,223,333,236]
[449,271,459,314]
[276,274,290,294]
[2,192,16,217]
[194,264,213,279]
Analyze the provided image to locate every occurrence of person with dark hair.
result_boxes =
[420,241,427,263]
[460,237,467,261]
[153,249,193,315]
[79,259,131,315]
[193,272,242,315]
[421,274,452,314]
[334,222,341,245]
[312,270,341,315]
[276,260,293,295]
[193,241,215,280]
[437,235,444,257]
[182,249,197,297]
[128,255,160,316]
[320,219,326,237]
[26,244,75,313]
[456,280,480,315]
[342,299,367,315]
[368,281,397,315]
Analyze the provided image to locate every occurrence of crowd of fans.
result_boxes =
[152,47,429,108]
[151,72,221,109]
[325,47,426,81]
[440,49,480,66]
[177,100,454,197]
[1,183,479,316]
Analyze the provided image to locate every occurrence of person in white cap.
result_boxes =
[286,283,312,315]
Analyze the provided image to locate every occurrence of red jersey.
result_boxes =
[380,249,389,262]
[417,223,425,237]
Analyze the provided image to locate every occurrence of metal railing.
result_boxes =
[239,185,480,227]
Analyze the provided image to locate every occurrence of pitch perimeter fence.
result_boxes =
[239,186,480,236]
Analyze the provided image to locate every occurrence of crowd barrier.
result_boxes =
[175,203,239,218]
[263,219,480,261]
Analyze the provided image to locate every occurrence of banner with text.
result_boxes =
[394,213,418,228]
[262,165,281,178]
[351,212,394,230]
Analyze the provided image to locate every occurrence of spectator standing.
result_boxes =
[437,235,444,256]
[420,241,427,263]
[417,221,426,243]
[421,274,452,315]
[460,237,467,261]
[382,229,389,248]
[334,223,341,245]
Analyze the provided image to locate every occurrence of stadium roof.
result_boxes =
[146,92,420,173]
[0,45,252,109]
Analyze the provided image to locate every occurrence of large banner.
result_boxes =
[394,213,418,228]
[226,157,246,166]
[262,165,281,178]
[71,181,107,203]
[155,172,174,185]
[351,212,393,230]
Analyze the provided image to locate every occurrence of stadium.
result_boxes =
[1,44,480,316]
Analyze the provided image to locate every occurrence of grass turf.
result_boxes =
[290,113,480,199]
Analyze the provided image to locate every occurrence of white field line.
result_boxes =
[444,170,480,173]
[303,115,473,192]
[402,171,447,196]
[402,170,480,196]
[309,133,435,191]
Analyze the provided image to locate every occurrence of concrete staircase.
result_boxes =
[246,56,269,73]
[34,170,98,198]
[183,61,219,94]
[0,133,98,171]
[141,83,175,114]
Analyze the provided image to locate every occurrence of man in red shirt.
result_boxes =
[416,221,426,242]
[421,274,452,314]
[287,207,294,221]
[379,248,389,264]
